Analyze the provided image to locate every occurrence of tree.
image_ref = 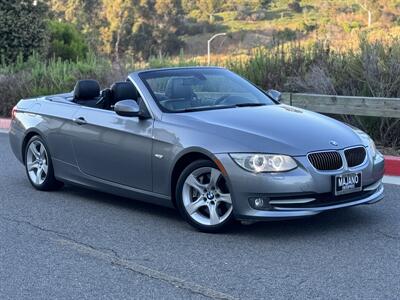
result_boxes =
[100,0,137,62]
[196,0,223,23]
[0,1,49,63]
[126,0,184,59]
[181,0,197,13]
[47,21,88,60]
[49,0,102,50]
[49,0,100,29]
[153,0,184,56]
[356,0,377,27]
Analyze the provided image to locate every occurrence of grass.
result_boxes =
[216,8,306,33]
[0,52,116,117]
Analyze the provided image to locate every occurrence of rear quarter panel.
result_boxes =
[9,97,80,166]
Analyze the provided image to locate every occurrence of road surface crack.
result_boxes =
[0,215,237,300]
[0,215,120,258]
[377,230,400,241]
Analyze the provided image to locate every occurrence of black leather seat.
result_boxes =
[105,81,139,109]
[165,77,194,100]
[112,82,138,101]
[73,80,101,107]
[164,78,195,110]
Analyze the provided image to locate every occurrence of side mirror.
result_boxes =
[266,89,282,103]
[114,100,140,117]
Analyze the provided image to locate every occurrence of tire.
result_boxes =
[175,159,234,233]
[24,135,63,191]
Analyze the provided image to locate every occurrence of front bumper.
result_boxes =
[215,151,385,221]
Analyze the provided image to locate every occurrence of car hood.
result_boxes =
[170,104,364,156]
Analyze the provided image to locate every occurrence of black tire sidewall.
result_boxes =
[25,135,62,191]
[175,159,233,233]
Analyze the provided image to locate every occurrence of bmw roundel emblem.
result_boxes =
[330,140,338,146]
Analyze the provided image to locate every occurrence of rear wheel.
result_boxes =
[25,136,63,191]
[176,160,233,232]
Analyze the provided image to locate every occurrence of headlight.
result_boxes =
[230,153,298,173]
[368,137,377,158]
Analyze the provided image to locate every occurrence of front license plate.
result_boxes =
[334,172,362,196]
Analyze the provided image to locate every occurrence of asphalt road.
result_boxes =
[1,132,399,300]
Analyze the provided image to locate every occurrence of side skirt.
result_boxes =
[53,159,174,208]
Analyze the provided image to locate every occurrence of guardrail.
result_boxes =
[281,93,400,118]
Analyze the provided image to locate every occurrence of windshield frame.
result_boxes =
[138,67,277,113]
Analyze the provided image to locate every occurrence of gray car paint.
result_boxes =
[9,67,384,220]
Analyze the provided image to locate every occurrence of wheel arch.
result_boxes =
[170,148,217,207]
[21,129,44,164]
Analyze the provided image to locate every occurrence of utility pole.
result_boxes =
[207,33,227,66]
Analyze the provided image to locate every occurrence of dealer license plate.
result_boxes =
[334,172,362,196]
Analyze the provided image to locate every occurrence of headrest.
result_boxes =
[73,80,100,100]
[165,77,193,100]
[111,82,139,102]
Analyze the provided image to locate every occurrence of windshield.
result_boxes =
[139,68,275,112]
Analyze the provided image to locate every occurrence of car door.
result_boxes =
[69,106,153,191]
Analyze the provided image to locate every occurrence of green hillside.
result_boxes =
[1,1,398,62]
[183,0,400,57]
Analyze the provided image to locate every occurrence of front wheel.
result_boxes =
[25,136,63,191]
[176,160,234,232]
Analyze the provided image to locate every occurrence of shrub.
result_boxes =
[342,21,362,33]
[147,52,200,69]
[272,28,298,42]
[288,1,302,13]
[235,6,267,21]
[183,20,219,35]
[0,53,116,117]
[300,20,318,34]
[47,21,89,60]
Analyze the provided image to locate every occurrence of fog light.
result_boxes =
[248,196,269,210]
[254,198,264,207]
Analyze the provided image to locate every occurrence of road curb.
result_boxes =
[385,156,400,176]
[0,118,11,129]
[383,175,400,186]
[0,117,399,176]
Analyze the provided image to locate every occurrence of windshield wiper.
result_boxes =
[176,105,235,113]
[234,103,267,107]
[174,103,266,113]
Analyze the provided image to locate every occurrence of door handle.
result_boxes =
[73,117,87,125]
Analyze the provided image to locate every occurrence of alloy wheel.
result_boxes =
[182,167,232,226]
[26,140,49,185]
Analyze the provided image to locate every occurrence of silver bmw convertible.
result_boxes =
[9,67,384,232]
